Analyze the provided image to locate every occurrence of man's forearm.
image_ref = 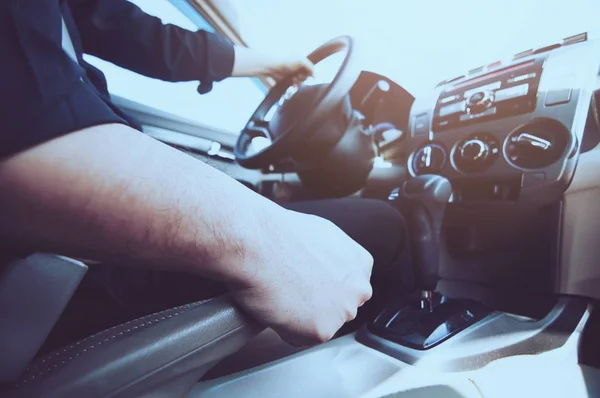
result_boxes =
[0,124,278,284]
[231,46,274,77]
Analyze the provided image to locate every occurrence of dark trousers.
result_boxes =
[42,198,413,354]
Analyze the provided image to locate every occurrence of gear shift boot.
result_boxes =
[369,292,491,350]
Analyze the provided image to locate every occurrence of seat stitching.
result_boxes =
[15,299,210,388]
[18,312,182,386]
[35,301,204,366]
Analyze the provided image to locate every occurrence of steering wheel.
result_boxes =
[234,36,360,169]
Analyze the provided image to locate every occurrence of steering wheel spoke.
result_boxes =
[235,36,359,169]
[245,119,272,139]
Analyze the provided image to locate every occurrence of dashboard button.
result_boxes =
[495,83,529,102]
[414,114,430,136]
[522,172,545,187]
[439,101,465,117]
[545,89,572,107]
[435,119,453,129]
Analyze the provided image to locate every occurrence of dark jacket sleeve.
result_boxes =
[67,0,234,91]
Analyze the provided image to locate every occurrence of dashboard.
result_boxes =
[349,72,414,135]
[375,32,600,205]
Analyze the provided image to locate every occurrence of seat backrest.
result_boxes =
[0,253,88,382]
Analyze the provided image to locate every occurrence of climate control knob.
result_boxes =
[504,119,571,169]
[453,133,500,174]
[460,139,488,162]
[411,143,447,175]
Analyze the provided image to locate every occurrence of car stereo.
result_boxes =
[432,60,544,132]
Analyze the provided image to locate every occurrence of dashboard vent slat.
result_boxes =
[513,49,534,60]
[468,66,484,75]
[563,32,587,46]
[533,43,562,54]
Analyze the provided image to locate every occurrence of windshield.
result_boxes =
[232,0,600,97]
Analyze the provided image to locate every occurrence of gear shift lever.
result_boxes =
[373,174,490,350]
[389,175,452,305]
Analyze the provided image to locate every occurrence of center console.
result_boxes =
[381,32,600,308]
[403,32,599,205]
[360,31,599,387]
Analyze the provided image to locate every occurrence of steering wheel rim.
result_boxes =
[234,36,360,169]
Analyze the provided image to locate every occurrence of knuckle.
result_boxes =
[357,282,373,307]
[346,305,358,321]
[306,320,336,344]
[364,282,373,301]
[362,251,374,274]
[314,327,336,344]
[362,249,374,267]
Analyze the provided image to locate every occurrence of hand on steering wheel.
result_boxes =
[234,36,360,170]
[263,54,315,85]
[231,46,315,85]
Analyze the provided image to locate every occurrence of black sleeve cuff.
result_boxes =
[196,31,235,94]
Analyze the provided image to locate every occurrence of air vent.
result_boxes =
[447,75,465,84]
[513,49,534,60]
[563,32,587,46]
[436,74,466,88]
[533,43,562,54]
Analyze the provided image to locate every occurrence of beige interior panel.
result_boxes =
[468,355,599,398]
[560,144,600,298]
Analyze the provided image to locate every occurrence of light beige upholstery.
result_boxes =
[377,356,600,398]
[472,356,600,398]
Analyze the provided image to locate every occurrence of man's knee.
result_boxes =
[283,198,408,272]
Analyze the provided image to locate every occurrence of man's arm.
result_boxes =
[0,124,273,283]
[67,0,313,88]
[68,0,234,85]
[0,125,372,345]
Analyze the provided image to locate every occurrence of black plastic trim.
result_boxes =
[357,296,588,371]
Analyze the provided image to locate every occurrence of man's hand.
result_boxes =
[232,46,314,84]
[229,209,373,346]
[262,53,314,85]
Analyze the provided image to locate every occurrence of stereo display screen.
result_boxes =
[432,60,544,132]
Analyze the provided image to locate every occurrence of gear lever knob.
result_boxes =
[389,175,452,291]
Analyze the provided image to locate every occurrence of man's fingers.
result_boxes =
[292,74,309,85]
[302,60,315,77]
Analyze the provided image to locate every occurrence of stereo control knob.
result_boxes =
[460,139,489,162]
[467,90,494,114]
